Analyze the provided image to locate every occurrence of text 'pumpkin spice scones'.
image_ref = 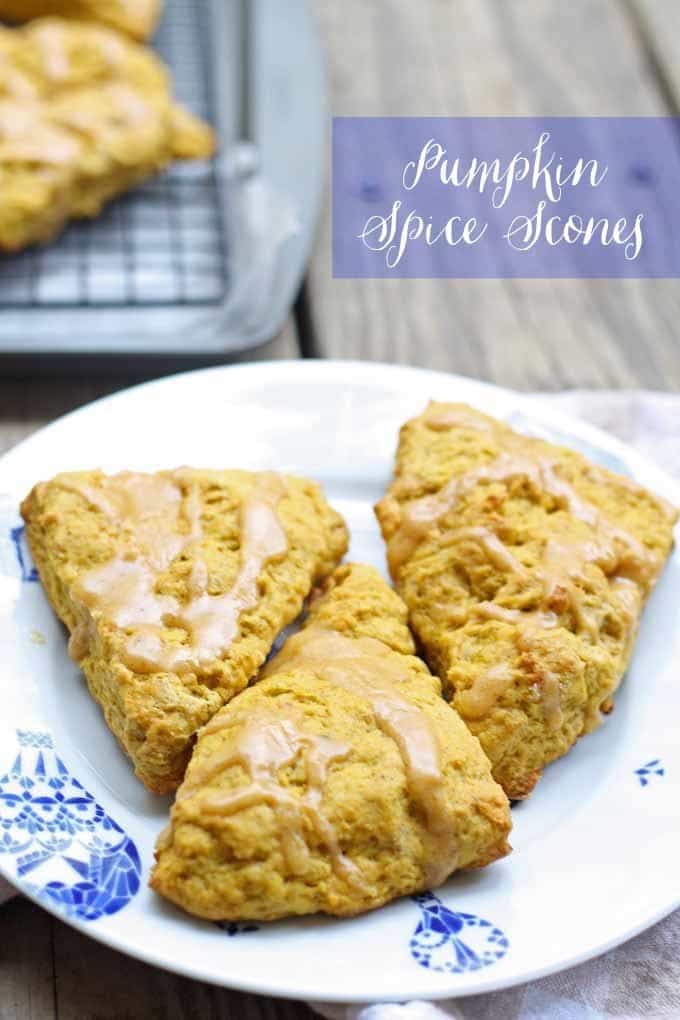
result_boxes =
[0,17,214,250]
[0,0,162,40]
[375,402,678,800]
[151,564,511,922]
[21,469,348,793]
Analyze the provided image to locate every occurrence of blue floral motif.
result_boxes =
[0,730,141,921]
[10,525,38,582]
[635,759,665,786]
[216,921,260,936]
[410,892,509,974]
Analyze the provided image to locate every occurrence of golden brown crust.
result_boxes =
[21,468,348,793]
[0,17,214,251]
[150,563,511,921]
[0,1,162,40]
[375,402,678,800]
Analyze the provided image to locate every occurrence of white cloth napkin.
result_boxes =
[2,390,679,1018]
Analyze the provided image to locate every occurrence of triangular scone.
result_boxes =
[21,469,348,793]
[375,402,678,799]
[0,18,214,251]
[0,1,161,40]
[151,564,511,921]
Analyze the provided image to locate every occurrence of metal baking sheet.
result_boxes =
[0,0,325,362]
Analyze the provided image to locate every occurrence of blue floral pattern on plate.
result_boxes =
[216,922,260,936]
[10,524,38,582]
[635,759,665,786]
[410,892,509,974]
[0,730,141,921]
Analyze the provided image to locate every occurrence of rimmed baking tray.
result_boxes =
[0,0,324,365]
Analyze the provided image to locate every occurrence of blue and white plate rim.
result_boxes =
[0,359,678,1004]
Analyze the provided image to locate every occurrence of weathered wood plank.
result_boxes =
[628,0,680,110]
[307,0,680,390]
[51,911,313,1020]
[0,898,54,1020]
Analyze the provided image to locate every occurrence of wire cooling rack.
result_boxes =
[0,0,324,361]
[0,0,228,310]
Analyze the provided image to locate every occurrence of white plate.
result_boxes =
[0,361,678,1004]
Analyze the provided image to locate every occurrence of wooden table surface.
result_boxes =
[2,2,679,1018]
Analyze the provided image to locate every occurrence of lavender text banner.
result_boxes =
[332,117,680,278]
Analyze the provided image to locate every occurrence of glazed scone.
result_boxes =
[151,564,511,921]
[0,17,214,250]
[375,402,678,799]
[21,469,348,793]
[0,1,162,40]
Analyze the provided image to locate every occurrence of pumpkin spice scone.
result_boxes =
[0,17,214,251]
[375,402,678,800]
[21,469,348,794]
[151,564,511,921]
[0,0,162,40]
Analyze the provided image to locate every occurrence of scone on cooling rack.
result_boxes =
[151,564,511,921]
[21,468,348,793]
[0,0,162,40]
[375,402,678,800]
[0,17,215,251]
